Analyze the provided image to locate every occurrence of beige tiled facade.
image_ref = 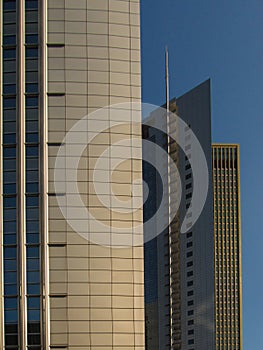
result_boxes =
[213,144,242,350]
[1,0,144,349]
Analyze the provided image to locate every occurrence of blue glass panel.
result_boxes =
[4,259,17,271]
[26,83,38,93]
[26,158,38,170]
[3,171,16,183]
[4,284,17,295]
[26,170,38,182]
[3,183,16,194]
[26,183,39,193]
[26,196,39,207]
[26,47,38,58]
[3,133,16,144]
[3,60,16,72]
[27,284,40,295]
[4,297,18,309]
[26,221,39,233]
[26,22,38,34]
[3,11,16,23]
[3,97,16,109]
[26,10,38,23]
[27,297,40,309]
[4,271,17,283]
[26,0,38,10]
[3,23,16,35]
[26,108,38,120]
[3,147,16,158]
[4,310,18,323]
[26,208,39,220]
[26,133,39,143]
[3,1,16,11]
[26,120,38,132]
[3,109,16,121]
[27,258,40,270]
[26,34,38,44]
[3,121,16,133]
[25,59,38,71]
[3,35,16,45]
[4,247,16,259]
[3,208,16,221]
[3,84,16,94]
[27,310,40,322]
[26,96,38,107]
[27,271,40,284]
[26,234,39,244]
[26,246,39,258]
[3,196,16,208]
[3,221,16,233]
[3,159,16,170]
[26,71,38,83]
[3,48,16,59]
[26,146,38,157]
[4,235,17,245]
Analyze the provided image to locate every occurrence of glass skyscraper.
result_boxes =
[1,0,145,349]
[213,144,242,350]
[144,80,215,350]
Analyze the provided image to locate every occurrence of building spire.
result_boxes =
[165,46,170,113]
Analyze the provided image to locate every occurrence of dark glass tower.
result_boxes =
[144,80,215,350]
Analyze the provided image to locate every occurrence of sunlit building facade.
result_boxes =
[0,0,145,349]
[213,144,242,350]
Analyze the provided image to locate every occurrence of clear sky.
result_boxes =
[141,0,263,348]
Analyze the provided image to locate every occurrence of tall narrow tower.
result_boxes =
[212,144,243,350]
[0,0,145,349]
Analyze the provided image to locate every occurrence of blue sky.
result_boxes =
[141,0,263,348]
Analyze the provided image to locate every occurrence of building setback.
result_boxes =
[0,0,145,349]
[212,144,242,350]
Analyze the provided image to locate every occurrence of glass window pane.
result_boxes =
[26,96,38,107]
[3,97,16,109]
[4,234,17,245]
[4,247,17,259]
[3,48,16,59]
[26,0,38,10]
[26,83,38,93]
[25,132,39,143]
[26,246,39,258]
[3,221,16,233]
[3,196,16,208]
[3,35,16,45]
[4,310,18,323]
[3,1,16,11]
[26,34,38,44]
[3,183,16,194]
[3,133,16,144]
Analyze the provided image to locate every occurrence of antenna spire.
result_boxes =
[165,46,170,113]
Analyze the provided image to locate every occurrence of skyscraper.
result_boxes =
[144,80,215,349]
[1,0,145,349]
[212,144,242,350]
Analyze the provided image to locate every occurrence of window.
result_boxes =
[186,192,192,200]
[188,329,194,335]
[188,310,194,316]
[188,320,194,326]
[188,339,194,345]
[187,251,193,258]
[188,300,194,306]
[187,281,193,287]
[187,241,193,248]
[188,290,194,297]
[187,271,193,277]
[187,232,193,238]
[187,261,193,267]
